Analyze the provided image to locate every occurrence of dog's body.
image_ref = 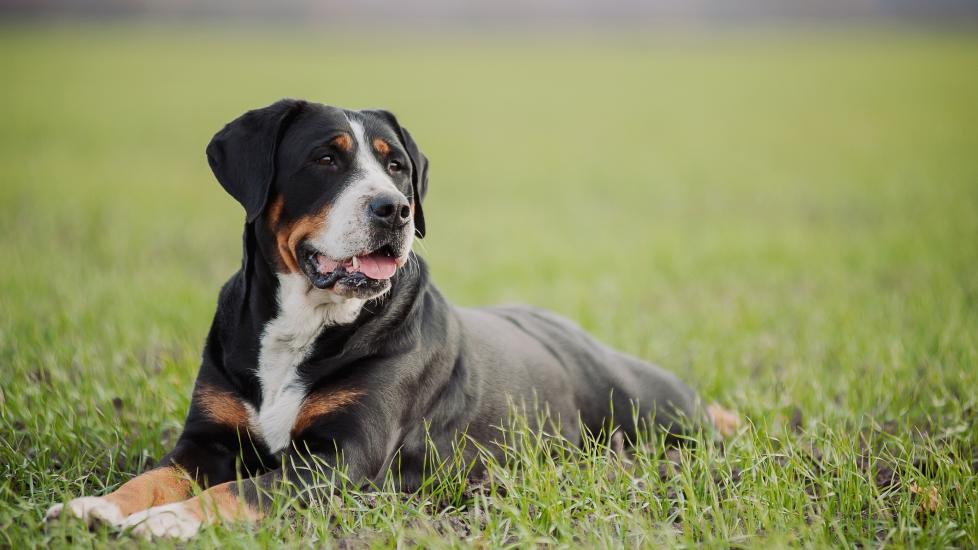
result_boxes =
[46,100,702,539]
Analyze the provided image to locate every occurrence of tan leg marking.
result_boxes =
[291,387,365,437]
[706,403,741,437]
[185,482,263,523]
[104,467,192,514]
[45,466,192,527]
[123,482,262,540]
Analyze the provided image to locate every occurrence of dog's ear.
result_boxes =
[206,99,305,223]
[363,109,429,238]
[398,125,429,239]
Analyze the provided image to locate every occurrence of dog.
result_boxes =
[45,99,713,539]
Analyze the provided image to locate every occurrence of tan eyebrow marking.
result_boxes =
[330,134,352,152]
[372,138,390,155]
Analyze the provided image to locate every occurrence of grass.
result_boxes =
[1,22,977,548]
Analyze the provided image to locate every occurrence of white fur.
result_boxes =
[45,496,125,527]
[123,502,201,540]
[252,115,410,454]
[252,273,364,452]
[350,118,403,196]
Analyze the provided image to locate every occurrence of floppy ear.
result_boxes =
[398,125,429,238]
[363,109,429,238]
[206,99,305,223]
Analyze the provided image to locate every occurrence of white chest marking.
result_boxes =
[253,273,363,452]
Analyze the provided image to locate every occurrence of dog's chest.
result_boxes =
[251,274,363,453]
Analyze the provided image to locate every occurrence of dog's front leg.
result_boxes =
[119,477,262,540]
[121,401,390,541]
[45,381,261,528]
[120,445,369,540]
[44,439,213,528]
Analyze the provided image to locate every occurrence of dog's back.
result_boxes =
[447,303,702,444]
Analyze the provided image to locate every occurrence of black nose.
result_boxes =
[367,193,411,229]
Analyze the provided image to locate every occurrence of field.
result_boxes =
[1,22,977,547]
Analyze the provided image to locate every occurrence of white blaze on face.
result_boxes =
[306,116,412,262]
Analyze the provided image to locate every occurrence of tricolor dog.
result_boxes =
[46,99,715,539]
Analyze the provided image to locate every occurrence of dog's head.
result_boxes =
[206,99,428,301]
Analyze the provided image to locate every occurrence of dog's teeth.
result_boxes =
[351,256,360,271]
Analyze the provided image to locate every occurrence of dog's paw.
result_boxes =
[123,502,202,540]
[706,403,741,438]
[45,496,125,527]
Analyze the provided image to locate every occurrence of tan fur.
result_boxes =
[263,195,294,272]
[266,194,284,228]
[269,205,331,274]
[331,134,352,152]
[261,199,333,274]
[291,388,365,437]
[194,385,252,430]
[101,467,192,516]
[181,482,263,524]
[706,403,741,437]
[372,138,390,156]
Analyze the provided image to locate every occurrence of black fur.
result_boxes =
[207,99,306,223]
[161,100,702,511]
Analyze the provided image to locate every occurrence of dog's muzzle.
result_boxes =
[298,237,410,298]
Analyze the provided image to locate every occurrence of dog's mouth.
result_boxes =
[300,243,407,293]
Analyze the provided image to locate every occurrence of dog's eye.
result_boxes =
[387,160,403,173]
[316,155,335,167]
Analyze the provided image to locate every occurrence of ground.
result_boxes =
[1,23,976,548]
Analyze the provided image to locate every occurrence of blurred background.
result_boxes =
[5,0,978,24]
[2,2,978,546]
[1,0,976,450]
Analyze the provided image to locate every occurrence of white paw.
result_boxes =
[123,502,201,540]
[45,496,125,527]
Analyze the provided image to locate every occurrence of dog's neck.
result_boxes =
[223,224,429,453]
[245,222,363,331]
[241,222,427,361]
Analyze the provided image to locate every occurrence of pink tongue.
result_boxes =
[357,254,397,279]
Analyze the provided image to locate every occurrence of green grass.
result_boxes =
[2,22,977,548]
